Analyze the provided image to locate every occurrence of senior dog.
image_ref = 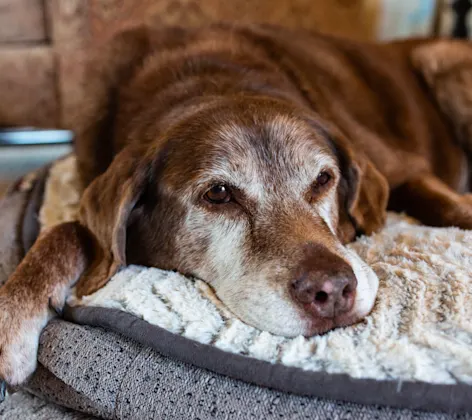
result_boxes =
[1,23,471,385]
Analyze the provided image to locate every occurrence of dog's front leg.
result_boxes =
[0,222,93,385]
[389,174,472,230]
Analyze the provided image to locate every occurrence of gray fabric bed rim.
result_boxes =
[64,305,472,414]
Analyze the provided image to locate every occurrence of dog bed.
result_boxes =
[1,155,472,419]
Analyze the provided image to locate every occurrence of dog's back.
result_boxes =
[74,24,468,193]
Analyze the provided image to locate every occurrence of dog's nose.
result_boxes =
[291,269,357,318]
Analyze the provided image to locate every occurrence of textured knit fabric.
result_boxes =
[25,320,472,420]
[0,167,45,288]
[0,391,96,420]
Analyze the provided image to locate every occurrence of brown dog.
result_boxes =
[1,23,471,386]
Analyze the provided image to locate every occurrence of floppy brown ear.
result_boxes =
[72,25,191,187]
[75,147,150,297]
[411,40,472,154]
[334,135,389,241]
[72,26,151,187]
[66,26,155,296]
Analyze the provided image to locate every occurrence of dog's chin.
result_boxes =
[298,317,336,337]
[298,304,366,337]
[239,312,362,338]
[221,299,312,338]
[223,287,376,338]
[227,302,349,338]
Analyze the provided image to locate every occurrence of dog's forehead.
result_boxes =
[200,115,337,189]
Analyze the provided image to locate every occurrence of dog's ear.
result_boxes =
[72,26,152,187]
[333,133,389,242]
[411,40,472,154]
[75,146,152,297]
[68,26,154,296]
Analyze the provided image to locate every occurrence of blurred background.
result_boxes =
[0,0,470,195]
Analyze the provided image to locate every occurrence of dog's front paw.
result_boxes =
[0,292,50,385]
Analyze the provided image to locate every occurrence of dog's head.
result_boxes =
[75,27,388,337]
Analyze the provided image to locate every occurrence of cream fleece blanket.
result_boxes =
[42,156,472,385]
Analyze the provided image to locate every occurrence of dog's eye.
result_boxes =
[204,185,232,204]
[316,171,331,186]
[311,171,332,196]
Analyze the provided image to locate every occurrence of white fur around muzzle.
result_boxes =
[45,156,472,385]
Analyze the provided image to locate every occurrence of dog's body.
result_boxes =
[1,23,472,385]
